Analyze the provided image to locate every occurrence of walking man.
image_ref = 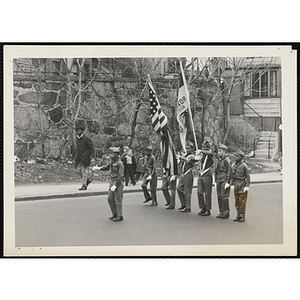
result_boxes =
[177,141,197,213]
[99,147,124,222]
[215,144,231,219]
[74,120,94,191]
[230,149,250,222]
[196,141,214,216]
[142,146,158,206]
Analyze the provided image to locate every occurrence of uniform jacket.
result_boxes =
[230,160,250,189]
[75,134,94,168]
[215,155,231,184]
[143,154,156,176]
[197,149,214,177]
[136,157,146,173]
[178,154,197,175]
[101,158,124,186]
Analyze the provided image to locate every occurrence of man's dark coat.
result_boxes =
[75,134,94,168]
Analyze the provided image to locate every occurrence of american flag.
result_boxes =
[147,76,178,176]
[148,78,167,135]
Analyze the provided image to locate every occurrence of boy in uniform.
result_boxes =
[196,141,214,216]
[230,149,250,222]
[162,168,177,209]
[99,147,124,222]
[215,144,231,219]
[177,141,197,213]
[142,146,158,206]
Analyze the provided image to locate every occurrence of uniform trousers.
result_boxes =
[141,173,157,203]
[107,182,124,217]
[162,176,177,206]
[197,170,213,211]
[234,188,248,215]
[177,171,194,209]
[216,181,230,214]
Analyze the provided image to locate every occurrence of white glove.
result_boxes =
[170,175,176,181]
[110,185,116,192]
[92,166,101,171]
[195,150,201,155]
[186,155,195,161]
[146,175,152,181]
[243,187,249,192]
[224,183,230,189]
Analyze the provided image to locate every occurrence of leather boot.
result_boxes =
[201,210,211,216]
[198,208,206,215]
[142,186,151,202]
[233,214,241,221]
[238,214,245,222]
[150,190,157,206]
[220,210,230,219]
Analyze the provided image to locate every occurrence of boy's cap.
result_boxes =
[218,144,228,151]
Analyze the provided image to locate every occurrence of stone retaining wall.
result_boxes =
[14,75,225,160]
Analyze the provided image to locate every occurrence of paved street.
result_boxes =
[15,182,283,248]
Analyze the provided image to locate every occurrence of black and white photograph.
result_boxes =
[3,45,297,257]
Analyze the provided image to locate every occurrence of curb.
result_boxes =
[14,179,282,202]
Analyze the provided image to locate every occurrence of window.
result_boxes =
[71,63,78,75]
[52,60,61,75]
[243,76,251,97]
[251,72,260,97]
[167,59,180,73]
[245,69,279,98]
[270,71,278,96]
[260,71,268,97]
[84,63,90,77]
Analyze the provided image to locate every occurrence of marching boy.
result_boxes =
[215,144,231,219]
[99,147,124,222]
[141,146,158,206]
[230,149,250,222]
[177,141,197,213]
[196,141,214,216]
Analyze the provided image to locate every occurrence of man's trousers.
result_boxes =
[76,164,88,186]
[125,164,136,185]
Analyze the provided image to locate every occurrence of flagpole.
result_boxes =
[180,61,198,151]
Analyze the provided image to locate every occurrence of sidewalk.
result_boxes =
[14,172,283,201]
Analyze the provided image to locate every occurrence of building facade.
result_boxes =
[224,57,282,158]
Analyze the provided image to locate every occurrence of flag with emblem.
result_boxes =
[177,61,191,153]
[147,75,178,176]
[177,61,198,152]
